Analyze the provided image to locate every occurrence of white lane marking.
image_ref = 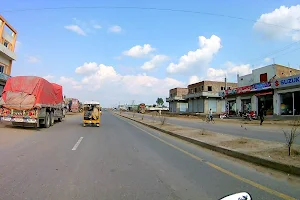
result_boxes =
[72,137,84,151]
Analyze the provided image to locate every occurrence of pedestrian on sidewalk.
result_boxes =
[209,108,213,121]
[259,104,265,125]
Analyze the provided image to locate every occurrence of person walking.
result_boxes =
[209,108,213,121]
[259,104,265,125]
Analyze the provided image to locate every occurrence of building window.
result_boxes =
[221,86,224,90]
[260,73,268,82]
[4,41,9,48]
[201,86,204,91]
[0,65,4,73]
[280,92,300,115]
[228,87,231,90]
[208,86,212,91]
[194,88,197,93]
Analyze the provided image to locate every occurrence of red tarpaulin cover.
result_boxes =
[0,76,63,110]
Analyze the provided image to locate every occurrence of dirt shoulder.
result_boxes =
[132,111,295,128]
[119,113,300,170]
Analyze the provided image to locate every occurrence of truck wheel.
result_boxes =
[45,112,50,128]
[58,118,62,122]
[50,112,54,126]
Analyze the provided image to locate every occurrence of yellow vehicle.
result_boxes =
[82,101,102,127]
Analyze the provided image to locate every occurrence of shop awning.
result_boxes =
[255,91,273,96]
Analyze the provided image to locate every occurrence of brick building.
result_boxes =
[185,81,237,114]
[166,88,188,113]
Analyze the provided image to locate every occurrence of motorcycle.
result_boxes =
[219,112,229,119]
[243,111,257,121]
[219,192,251,200]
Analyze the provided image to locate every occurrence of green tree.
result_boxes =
[156,97,164,106]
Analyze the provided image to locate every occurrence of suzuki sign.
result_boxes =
[272,75,300,89]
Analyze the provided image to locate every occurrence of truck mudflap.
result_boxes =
[0,116,37,123]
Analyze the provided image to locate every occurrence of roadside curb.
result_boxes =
[116,113,300,176]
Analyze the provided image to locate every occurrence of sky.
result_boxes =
[2,0,300,107]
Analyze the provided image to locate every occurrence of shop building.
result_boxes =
[166,88,188,113]
[221,64,300,116]
[0,15,17,96]
[185,81,237,114]
[272,74,300,116]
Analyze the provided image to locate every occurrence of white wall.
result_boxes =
[238,74,253,87]
[238,65,276,87]
[252,65,276,82]
[0,54,10,66]
[236,96,241,112]
[273,90,280,115]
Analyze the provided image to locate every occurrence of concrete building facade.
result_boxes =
[221,64,300,116]
[0,15,17,96]
[166,88,188,113]
[272,74,300,116]
[185,81,237,114]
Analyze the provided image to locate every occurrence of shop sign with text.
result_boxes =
[272,75,300,89]
[251,82,271,91]
[223,82,271,96]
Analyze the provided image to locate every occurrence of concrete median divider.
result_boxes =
[116,113,300,176]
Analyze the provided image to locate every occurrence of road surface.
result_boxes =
[126,112,300,144]
[0,111,299,200]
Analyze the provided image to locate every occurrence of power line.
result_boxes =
[1,6,300,32]
[273,46,300,58]
[248,41,300,64]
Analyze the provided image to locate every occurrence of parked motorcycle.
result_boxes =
[219,112,229,119]
[243,111,257,121]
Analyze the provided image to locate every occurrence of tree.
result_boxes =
[156,98,164,106]
[282,117,300,156]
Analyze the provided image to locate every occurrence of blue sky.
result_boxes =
[2,0,300,106]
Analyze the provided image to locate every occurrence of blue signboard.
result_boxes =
[251,82,271,91]
[272,74,300,88]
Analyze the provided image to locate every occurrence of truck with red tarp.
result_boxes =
[0,76,65,128]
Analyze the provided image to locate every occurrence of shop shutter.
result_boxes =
[208,99,217,112]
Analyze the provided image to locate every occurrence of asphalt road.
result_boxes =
[0,111,299,200]
[127,112,300,145]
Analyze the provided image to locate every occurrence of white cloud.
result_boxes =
[15,41,21,52]
[167,35,222,74]
[90,20,102,29]
[109,25,122,33]
[75,62,99,75]
[123,44,156,58]
[224,62,253,76]
[264,57,271,63]
[59,76,82,90]
[64,18,103,35]
[202,62,253,82]
[253,5,300,41]
[26,56,40,63]
[141,55,169,70]
[188,75,201,84]
[43,75,54,81]
[64,25,86,36]
[70,62,185,105]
